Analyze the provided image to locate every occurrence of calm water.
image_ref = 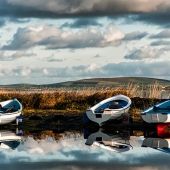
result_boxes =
[0,126,170,170]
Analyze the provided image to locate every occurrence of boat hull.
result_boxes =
[85,131,132,153]
[0,112,21,125]
[0,130,21,150]
[142,137,170,149]
[86,107,130,124]
[85,95,131,125]
[0,130,21,141]
[141,113,170,123]
[141,100,170,123]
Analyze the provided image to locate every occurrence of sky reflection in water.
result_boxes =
[0,129,169,170]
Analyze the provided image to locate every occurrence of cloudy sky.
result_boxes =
[1,0,170,84]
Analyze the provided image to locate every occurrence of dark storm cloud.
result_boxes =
[0,0,132,19]
[123,31,148,41]
[0,18,6,27]
[0,0,169,28]
[8,17,30,23]
[0,0,61,19]
[1,151,170,170]
[133,12,170,27]
[61,18,102,28]
[0,17,28,28]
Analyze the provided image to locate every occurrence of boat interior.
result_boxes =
[94,100,128,114]
[0,104,19,113]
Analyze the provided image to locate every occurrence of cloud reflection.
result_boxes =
[0,130,168,170]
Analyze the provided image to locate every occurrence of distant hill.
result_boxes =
[41,77,170,88]
[1,77,170,89]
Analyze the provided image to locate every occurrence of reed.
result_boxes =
[0,81,166,115]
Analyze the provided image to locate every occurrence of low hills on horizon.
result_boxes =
[1,77,170,89]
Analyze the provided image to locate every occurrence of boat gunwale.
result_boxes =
[141,100,170,114]
[87,95,131,114]
[0,98,22,116]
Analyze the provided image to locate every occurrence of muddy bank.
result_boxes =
[2,97,167,130]
[22,97,167,116]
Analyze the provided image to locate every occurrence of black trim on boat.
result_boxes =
[96,137,102,141]
[153,106,170,111]
[95,114,102,118]
[161,113,168,115]
[104,109,121,111]
[163,147,169,149]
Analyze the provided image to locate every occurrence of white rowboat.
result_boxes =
[0,98,22,125]
[0,130,21,150]
[85,131,132,153]
[85,94,131,125]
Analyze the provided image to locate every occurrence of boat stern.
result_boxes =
[85,109,111,125]
[141,111,169,123]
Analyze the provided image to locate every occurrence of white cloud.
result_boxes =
[0,71,4,77]
[85,63,101,72]
[28,147,44,154]
[2,25,62,50]
[123,31,148,41]
[20,68,31,76]
[150,29,170,39]
[43,68,48,75]
[124,46,164,60]
[103,25,125,42]
[1,60,170,84]
[2,24,125,50]
[0,50,36,61]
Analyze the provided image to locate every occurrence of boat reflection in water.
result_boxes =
[0,128,22,150]
[84,130,134,153]
[141,123,170,154]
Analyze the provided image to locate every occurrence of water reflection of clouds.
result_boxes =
[0,135,169,170]
[19,136,87,155]
[16,135,169,160]
[0,158,169,170]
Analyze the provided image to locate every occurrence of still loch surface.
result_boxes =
[1,127,170,170]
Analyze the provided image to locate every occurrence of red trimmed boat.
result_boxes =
[157,123,170,138]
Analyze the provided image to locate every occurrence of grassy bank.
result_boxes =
[0,81,167,118]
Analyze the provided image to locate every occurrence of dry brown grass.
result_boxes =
[0,81,165,115]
